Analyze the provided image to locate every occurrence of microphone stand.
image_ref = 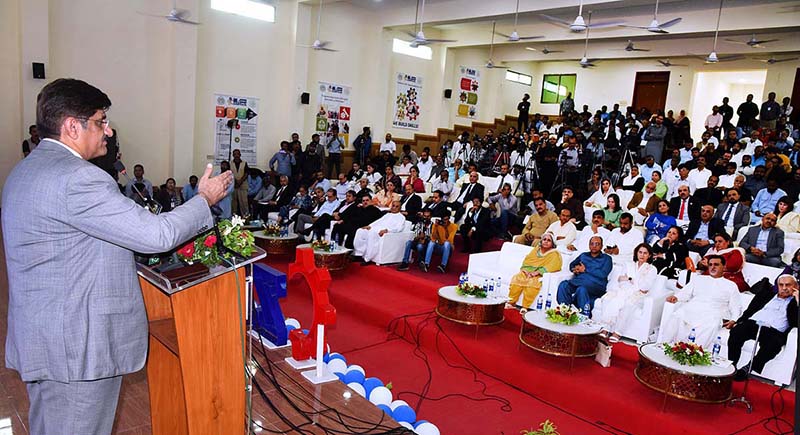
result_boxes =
[114,161,162,214]
[727,322,762,414]
[226,119,239,163]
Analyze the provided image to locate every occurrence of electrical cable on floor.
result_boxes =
[727,386,795,435]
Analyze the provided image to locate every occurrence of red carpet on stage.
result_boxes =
[263,249,796,435]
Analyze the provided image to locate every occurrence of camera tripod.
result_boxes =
[612,147,638,187]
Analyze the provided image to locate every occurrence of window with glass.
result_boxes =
[540,74,576,104]
[505,70,532,86]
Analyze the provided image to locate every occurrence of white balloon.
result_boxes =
[389,399,409,411]
[399,422,414,430]
[346,383,366,397]
[346,364,365,375]
[414,422,440,435]
[284,318,301,329]
[327,359,347,374]
[367,386,392,406]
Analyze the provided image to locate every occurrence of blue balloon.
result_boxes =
[301,329,310,335]
[414,420,429,428]
[335,372,347,382]
[392,405,416,423]
[322,353,331,363]
[343,370,365,385]
[362,378,383,396]
[376,404,393,416]
[285,325,296,332]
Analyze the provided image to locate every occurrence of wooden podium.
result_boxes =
[136,249,265,435]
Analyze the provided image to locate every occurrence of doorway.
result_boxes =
[689,70,766,141]
[632,71,670,115]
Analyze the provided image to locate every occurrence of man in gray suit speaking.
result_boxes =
[2,79,232,435]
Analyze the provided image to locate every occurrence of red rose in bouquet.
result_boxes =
[204,235,217,248]
[178,242,195,258]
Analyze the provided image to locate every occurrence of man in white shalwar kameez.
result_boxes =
[660,255,741,348]
[354,200,406,264]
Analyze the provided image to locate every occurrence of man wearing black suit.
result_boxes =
[421,190,449,219]
[257,175,294,220]
[724,275,798,380]
[332,194,384,249]
[451,171,485,222]
[688,175,723,220]
[399,183,422,222]
[714,188,751,239]
[686,205,727,256]
[459,197,491,253]
[668,184,692,221]
[307,190,359,240]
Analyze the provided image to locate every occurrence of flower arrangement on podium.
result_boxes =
[263,222,282,237]
[545,304,581,326]
[311,239,333,252]
[662,341,711,366]
[177,215,255,267]
[455,282,487,298]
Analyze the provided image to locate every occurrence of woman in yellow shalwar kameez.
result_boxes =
[506,232,562,312]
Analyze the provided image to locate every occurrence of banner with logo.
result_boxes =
[456,66,480,119]
[392,72,423,130]
[214,93,259,166]
[316,81,352,146]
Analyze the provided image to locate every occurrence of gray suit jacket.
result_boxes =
[713,202,751,238]
[738,225,785,259]
[2,139,213,382]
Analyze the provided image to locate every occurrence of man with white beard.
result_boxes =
[353,200,406,265]
[660,255,741,348]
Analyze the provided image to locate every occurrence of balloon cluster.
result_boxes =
[283,318,440,435]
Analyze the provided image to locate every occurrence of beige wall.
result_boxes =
[0,0,22,193]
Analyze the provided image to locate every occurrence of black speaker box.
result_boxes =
[32,62,45,79]
[443,89,452,99]
[300,92,310,104]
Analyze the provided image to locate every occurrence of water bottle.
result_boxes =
[688,328,696,343]
[545,292,552,309]
[488,279,495,297]
[331,239,337,251]
[582,303,591,318]
[535,294,544,311]
[497,276,503,297]
[458,273,465,286]
[483,279,489,294]
[712,336,722,361]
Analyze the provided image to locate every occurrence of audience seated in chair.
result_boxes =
[421,190,449,219]
[688,175,723,220]
[488,183,518,240]
[685,205,726,256]
[738,213,785,267]
[451,171,485,222]
[557,236,613,315]
[628,181,660,225]
[645,200,677,244]
[564,210,610,254]
[398,183,422,222]
[697,232,748,292]
[372,180,400,208]
[354,201,406,265]
[513,197,558,246]
[506,232,562,312]
[652,225,689,279]
[459,197,491,254]
[595,243,658,343]
[425,213,457,273]
[725,274,798,381]
[431,170,454,201]
[603,213,643,259]
[545,208,577,249]
[397,209,434,272]
[555,186,585,228]
[714,188,750,239]
[661,255,742,348]
[332,195,383,249]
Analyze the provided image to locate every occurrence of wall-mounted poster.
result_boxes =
[316,81,351,146]
[456,66,480,119]
[392,72,423,130]
[214,94,259,166]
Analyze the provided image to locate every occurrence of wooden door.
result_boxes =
[632,71,670,114]
[790,67,800,126]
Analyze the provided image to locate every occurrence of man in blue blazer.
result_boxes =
[2,79,232,435]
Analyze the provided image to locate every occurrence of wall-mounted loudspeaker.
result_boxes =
[443,89,452,99]
[32,63,45,79]
[300,92,310,104]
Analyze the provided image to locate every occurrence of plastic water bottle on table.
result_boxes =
[688,328,696,343]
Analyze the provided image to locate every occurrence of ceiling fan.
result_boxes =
[298,0,338,51]
[485,22,508,69]
[755,56,800,65]
[497,0,544,42]
[578,12,598,68]
[657,59,687,67]
[697,0,744,63]
[613,40,650,52]
[525,46,564,54]
[139,0,200,25]
[724,34,779,48]
[405,0,457,47]
[541,0,624,33]
[620,0,681,34]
